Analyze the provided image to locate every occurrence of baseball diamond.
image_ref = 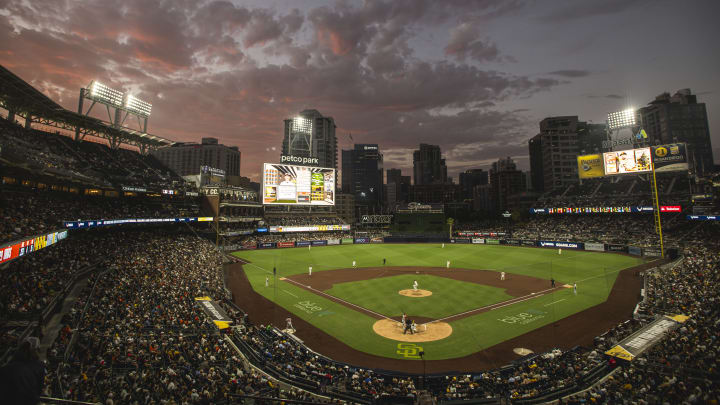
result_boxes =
[230,243,651,373]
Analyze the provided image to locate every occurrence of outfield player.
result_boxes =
[383,258,386,266]
[308,266,312,276]
[500,271,505,280]
[442,243,445,248]
[446,260,450,269]
[265,277,269,287]
[558,248,562,255]
[309,245,311,251]
[413,280,418,291]
[551,278,555,288]
[352,260,357,268]
[573,282,577,295]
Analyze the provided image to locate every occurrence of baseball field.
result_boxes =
[229,243,648,371]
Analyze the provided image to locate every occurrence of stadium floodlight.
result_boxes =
[125,94,152,117]
[89,81,124,106]
[292,116,312,134]
[607,109,637,130]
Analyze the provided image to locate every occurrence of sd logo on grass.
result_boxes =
[397,343,424,359]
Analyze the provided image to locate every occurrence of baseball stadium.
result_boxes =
[1,3,719,404]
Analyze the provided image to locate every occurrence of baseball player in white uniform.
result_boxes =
[352,260,357,268]
[500,271,505,280]
[413,280,418,291]
[442,243,445,248]
[558,248,562,255]
[265,277,269,287]
[308,266,312,276]
[573,282,577,295]
[446,260,450,269]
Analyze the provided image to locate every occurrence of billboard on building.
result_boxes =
[651,143,688,172]
[262,163,335,205]
[577,154,605,179]
[603,147,652,175]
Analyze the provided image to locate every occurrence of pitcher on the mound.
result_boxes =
[413,280,418,291]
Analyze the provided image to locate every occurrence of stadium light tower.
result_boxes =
[75,80,152,144]
[288,116,313,157]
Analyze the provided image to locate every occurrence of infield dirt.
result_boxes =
[226,260,659,373]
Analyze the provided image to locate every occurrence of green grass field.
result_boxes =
[233,244,643,361]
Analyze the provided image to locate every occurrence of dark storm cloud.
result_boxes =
[547,70,591,78]
[0,0,573,180]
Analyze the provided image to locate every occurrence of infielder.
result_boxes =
[401,313,407,326]
[411,321,417,334]
[446,260,450,269]
[265,277,269,287]
[308,266,312,276]
[500,271,505,281]
[413,280,418,291]
[551,278,556,288]
[352,260,357,268]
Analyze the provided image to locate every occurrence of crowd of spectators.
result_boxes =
[0,189,199,244]
[0,117,189,190]
[265,216,345,226]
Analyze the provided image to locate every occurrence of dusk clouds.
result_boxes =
[1,0,718,180]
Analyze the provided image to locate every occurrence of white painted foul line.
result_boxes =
[544,299,566,307]
[282,290,298,298]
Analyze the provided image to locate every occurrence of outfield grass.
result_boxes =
[233,244,643,361]
[325,274,513,319]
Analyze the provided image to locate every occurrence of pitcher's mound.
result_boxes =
[398,289,432,297]
[372,319,452,342]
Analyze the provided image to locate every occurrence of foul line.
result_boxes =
[544,299,566,307]
[282,289,298,298]
[281,277,395,322]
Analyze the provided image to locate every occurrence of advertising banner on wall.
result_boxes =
[371,237,384,243]
[651,143,688,172]
[538,241,583,249]
[628,246,642,256]
[278,242,295,248]
[268,224,351,233]
[471,238,485,244]
[504,239,521,246]
[342,238,355,244]
[522,240,537,247]
[642,247,662,257]
[327,239,341,245]
[584,242,605,252]
[311,240,328,246]
[607,244,628,253]
[577,154,605,179]
[354,238,370,244]
[258,242,276,249]
[295,241,311,247]
[450,238,471,244]
[486,239,500,245]
[64,217,214,229]
[0,229,68,265]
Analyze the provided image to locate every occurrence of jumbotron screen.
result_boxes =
[603,147,652,175]
[262,163,335,205]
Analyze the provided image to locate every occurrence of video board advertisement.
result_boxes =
[0,230,68,265]
[577,154,605,179]
[262,163,335,205]
[603,147,652,175]
[652,143,688,172]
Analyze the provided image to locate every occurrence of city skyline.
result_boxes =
[1,0,718,181]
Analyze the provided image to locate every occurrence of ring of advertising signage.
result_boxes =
[603,147,652,175]
[577,154,605,179]
[263,163,335,205]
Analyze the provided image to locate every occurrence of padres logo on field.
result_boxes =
[655,146,668,157]
[396,343,424,359]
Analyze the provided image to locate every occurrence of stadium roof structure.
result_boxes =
[0,65,175,152]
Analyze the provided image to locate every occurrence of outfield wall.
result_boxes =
[227,236,665,258]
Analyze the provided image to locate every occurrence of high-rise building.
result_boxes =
[528,116,604,192]
[341,144,384,212]
[639,89,713,174]
[386,168,410,206]
[282,109,338,169]
[152,137,241,184]
[490,157,526,213]
[413,144,447,185]
[459,169,488,199]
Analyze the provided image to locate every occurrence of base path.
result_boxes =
[373,319,452,342]
[227,259,662,373]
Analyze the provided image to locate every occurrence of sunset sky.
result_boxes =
[1,0,718,181]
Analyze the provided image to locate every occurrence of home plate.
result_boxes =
[513,348,534,356]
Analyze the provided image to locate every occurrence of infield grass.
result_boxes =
[233,244,643,361]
